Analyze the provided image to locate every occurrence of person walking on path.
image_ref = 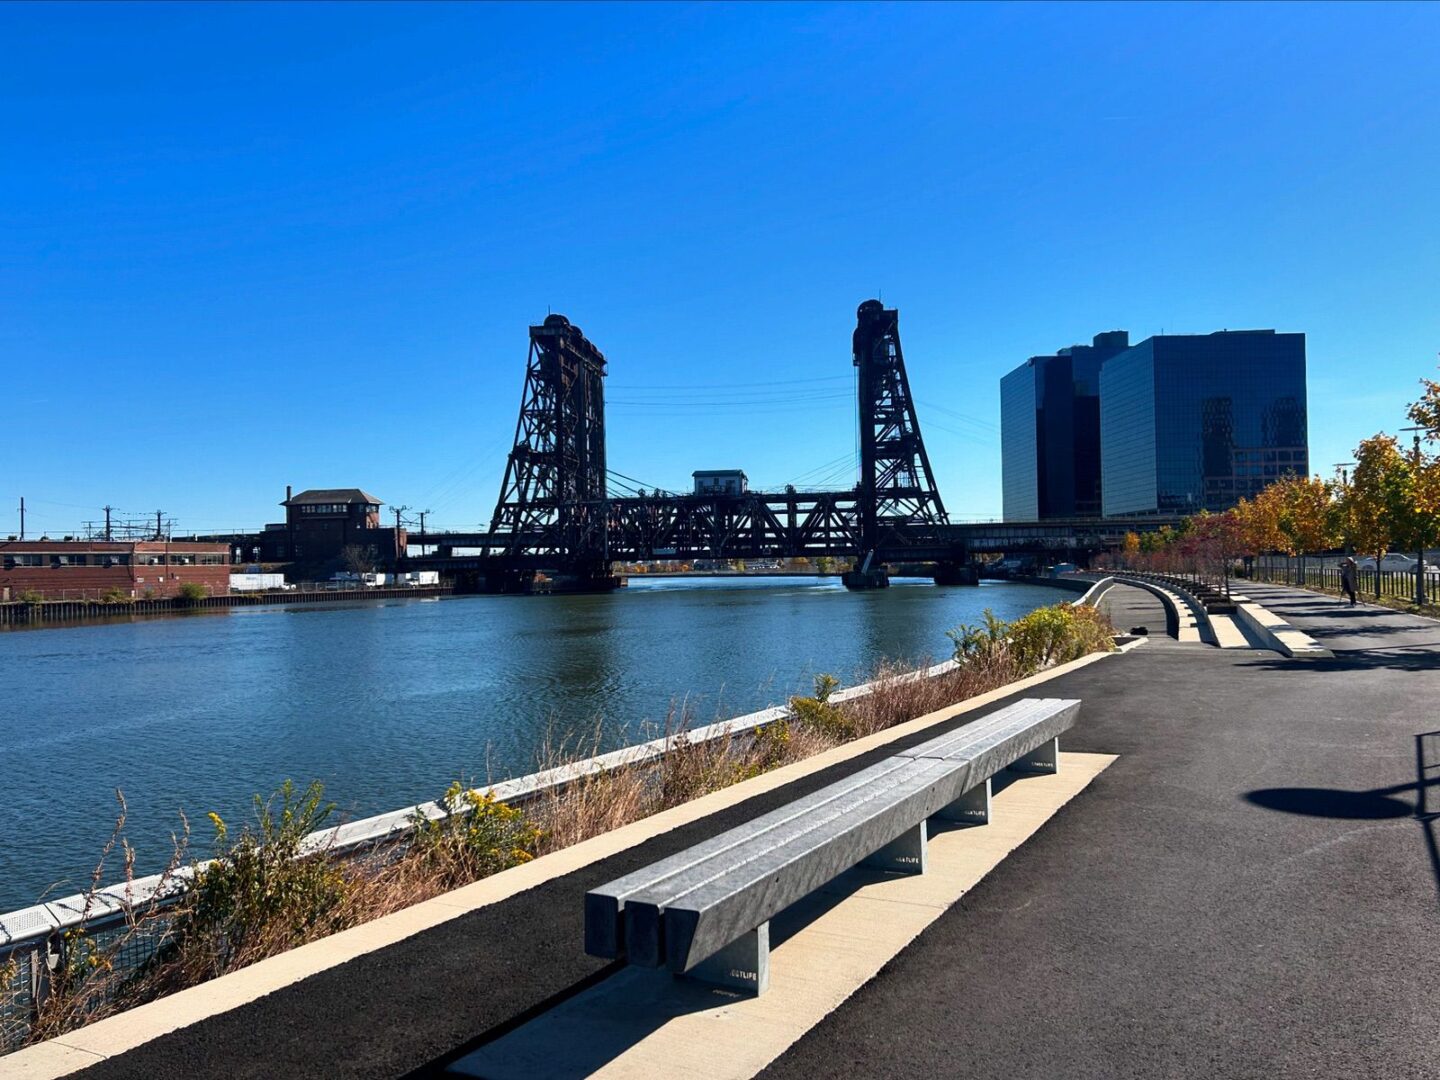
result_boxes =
[1340,556,1359,606]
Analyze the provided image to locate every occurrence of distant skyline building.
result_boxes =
[1099,329,1308,516]
[1001,327,1308,521]
[1000,331,1131,521]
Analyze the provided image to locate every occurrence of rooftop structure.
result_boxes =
[692,470,749,496]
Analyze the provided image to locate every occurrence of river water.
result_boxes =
[0,576,1068,912]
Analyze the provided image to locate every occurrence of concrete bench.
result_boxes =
[584,697,1080,994]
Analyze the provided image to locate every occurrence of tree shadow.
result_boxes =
[1236,647,1440,674]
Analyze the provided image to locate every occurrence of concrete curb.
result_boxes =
[1110,575,1214,645]
[1072,575,1116,607]
[1231,597,1333,658]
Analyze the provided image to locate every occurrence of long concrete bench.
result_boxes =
[1231,597,1333,658]
[1113,574,1213,644]
[584,697,1081,994]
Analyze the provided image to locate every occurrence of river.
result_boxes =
[0,576,1069,912]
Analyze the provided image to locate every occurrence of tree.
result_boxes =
[1230,495,1282,559]
[1349,435,1408,598]
[1122,532,1140,561]
[1185,510,1250,595]
[1139,526,1172,555]
[341,544,376,577]
[1274,475,1337,584]
[1407,367,1440,441]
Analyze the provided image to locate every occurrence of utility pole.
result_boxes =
[1401,427,1427,606]
[1333,463,1355,555]
[18,497,24,541]
[104,505,113,542]
[418,509,431,556]
[393,505,410,567]
[155,510,165,541]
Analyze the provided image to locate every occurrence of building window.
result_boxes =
[199,553,226,565]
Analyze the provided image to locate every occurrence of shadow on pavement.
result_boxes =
[1418,730,1440,905]
[1244,730,1440,905]
[416,853,933,1079]
[1237,648,1439,674]
[1244,787,1412,819]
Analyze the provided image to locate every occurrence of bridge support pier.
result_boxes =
[547,569,625,594]
[480,565,624,595]
[933,562,980,586]
[841,565,890,590]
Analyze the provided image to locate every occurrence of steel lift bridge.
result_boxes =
[410,301,980,593]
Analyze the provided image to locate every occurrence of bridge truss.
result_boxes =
[409,301,1158,592]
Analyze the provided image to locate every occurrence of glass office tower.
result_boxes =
[1001,331,1130,521]
[1099,330,1307,516]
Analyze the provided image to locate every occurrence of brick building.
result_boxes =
[0,541,230,601]
[246,487,405,570]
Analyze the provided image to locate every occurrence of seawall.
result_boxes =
[0,585,453,628]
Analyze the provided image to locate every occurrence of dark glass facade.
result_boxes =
[1000,362,1038,520]
[1001,331,1129,521]
[1099,330,1307,516]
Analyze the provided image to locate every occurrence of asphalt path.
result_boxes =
[63,584,1440,1079]
[1097,582,1180,646]
[762,584,1440,1080]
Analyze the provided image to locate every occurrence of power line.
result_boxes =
[607,375,852,391]
[916,398,998,432]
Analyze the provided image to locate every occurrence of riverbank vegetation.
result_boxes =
[4,600,1113,1053]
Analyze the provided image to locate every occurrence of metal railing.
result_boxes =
[1247,556,1439,603]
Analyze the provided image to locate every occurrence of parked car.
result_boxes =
[1354,554,1440,573]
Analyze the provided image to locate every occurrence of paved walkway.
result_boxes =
[1096,582,1186,648]
[58,583,1440,1079]
[762,583,1440,1079]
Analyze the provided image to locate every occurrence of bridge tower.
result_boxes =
[845,299,949,589]
[484,314,619,592]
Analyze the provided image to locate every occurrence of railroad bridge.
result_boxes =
[406,302,1177,593]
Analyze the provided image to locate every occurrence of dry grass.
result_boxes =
[6,607,1117,1052]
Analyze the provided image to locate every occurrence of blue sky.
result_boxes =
[4,2,1439,536]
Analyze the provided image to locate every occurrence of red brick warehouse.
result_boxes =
[0,541,230,601]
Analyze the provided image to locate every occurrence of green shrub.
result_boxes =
[408,782,542,888]
[18,589,44,606]
[946,609,1009,663]
[788,673,855,741]
[1009,603,1115,672]
[100,587,131,605]
[170,780,352,975]
[740,719,794,779]
[949,603,1115,676]
[176,582,207,603]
